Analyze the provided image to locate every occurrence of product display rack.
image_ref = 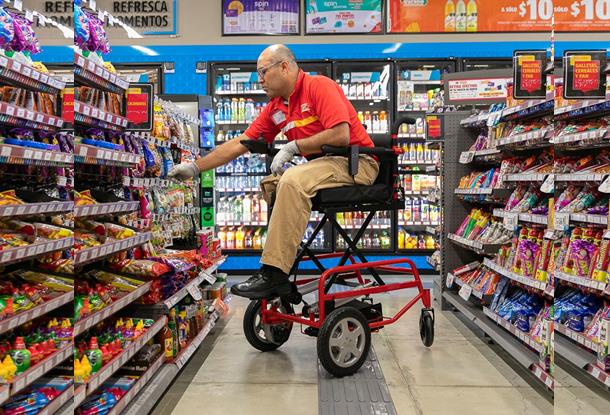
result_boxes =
[440,93,554,391]
[0,2,74,405]
[551,70,610,391]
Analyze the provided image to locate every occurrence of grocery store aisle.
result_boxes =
[155,285,554,415]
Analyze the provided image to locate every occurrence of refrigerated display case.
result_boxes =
[331,60,395,253]
[394,59,456,255]
[208,61,333,254]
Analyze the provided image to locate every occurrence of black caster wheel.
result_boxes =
[419,309,435,347]
[317,307,371,377]
[243,299,293,352]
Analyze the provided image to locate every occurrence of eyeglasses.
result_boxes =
[256,61,283,79]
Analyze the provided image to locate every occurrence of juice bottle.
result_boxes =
[416,143,424,163]
[235,227,245,249]
[231,98,239,122]
[398,228,405,249]
[357,111,364,124]
[379,111,387,133]
[456,0,467,32]
[226,228,235,249]
[372,111,380,133]
[444,0,456,32]
[238,98,246,122]
[217,228,226,249]
[244,229,253,248]
[466,0,478,32]
[168,309,179,355]
[242,194,252,223]
[253,228,262,249]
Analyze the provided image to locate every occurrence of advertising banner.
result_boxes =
[388,0,609,33]
[305,0,383,34]
[222,0,300,35]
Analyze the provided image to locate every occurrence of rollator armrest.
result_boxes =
[239,139,280,157]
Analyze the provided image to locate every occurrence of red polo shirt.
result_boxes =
[244,70,373,154]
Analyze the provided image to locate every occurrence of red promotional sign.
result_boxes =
[127,92,149,124]
[573,60,601,93]
[61,87,74,124]
[520,60,542,93]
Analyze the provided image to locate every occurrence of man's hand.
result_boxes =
[270,140,299,175]
[168,161,200,181]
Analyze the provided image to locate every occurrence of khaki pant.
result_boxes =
[260,155,379,274]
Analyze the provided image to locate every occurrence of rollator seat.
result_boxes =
[312,183,392,208]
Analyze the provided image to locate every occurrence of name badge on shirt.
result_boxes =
[272,111,286,125]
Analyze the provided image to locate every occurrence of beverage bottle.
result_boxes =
[445,0,456,32]
[409,143,417,161]
[379,111,387,133]
[223,99,231,122]
[244,229,253,248]
[466,0,478,32]
[226,228,235,249]
[225,130,233,142]
[253,228,262,249]
[84,337,102,373]
[251,194,259,222]
[303,224,314,243]
[456,0,466,32]
[398,228,405,249]
[372,111,380,133]
[364,111,371,131]
[357,111,364,124]
[215,76,223,92]
[261,229,267,248]
[235,227,245,249]
[216,100,224,121]
[337,211,344,226]
[238,98,246,122]
[168,309,179,355]
[234,196,243,222]
[356,82,364,99]
[381,231,390,250]
[243,194,252,223]
[217,130,224,143]
[417,143,424,163]
[236,80,244,94]
[217,227,226,248]
[245,99,254,122]
[405,198,412,222]
[260,198,268,223]
[316,232,325,249]
[230,98,238,122]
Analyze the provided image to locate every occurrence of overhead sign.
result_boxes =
[222,0,300,35]
[387,0,610,33]
[563,50,608,99]
[306,0,383,34]
[513,50,547,99]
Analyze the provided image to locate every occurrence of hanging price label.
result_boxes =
[201,271,216,285]
[186,284,202,301]
[458,283,473,301]
[503,212,519,230]
[446,273,455,288]
[599,176,610,193]
[554,212,570,231]
[540,174,554,193]
[459,151,475,164]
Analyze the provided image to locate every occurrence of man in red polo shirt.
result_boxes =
[170,44,378,299]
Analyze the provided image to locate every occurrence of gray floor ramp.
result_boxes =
[318,347,398,415]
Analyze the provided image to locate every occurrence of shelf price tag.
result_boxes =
[459,151,474,164]
[554,212,570,232]
[446,273,455,288]
[458,283,472,301]
[186,284,203,301]
[503,212,519,231]
[599,176,610,194]
[540,175,554,194]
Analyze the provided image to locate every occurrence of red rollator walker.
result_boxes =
[239,116,434,377]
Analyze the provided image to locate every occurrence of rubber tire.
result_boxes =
[419,312,434,347]
[243,299,293,352]
[317,307,371,377]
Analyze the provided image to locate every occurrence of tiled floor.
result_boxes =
[152,287,607,415]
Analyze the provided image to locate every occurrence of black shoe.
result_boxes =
[231,266,295,299]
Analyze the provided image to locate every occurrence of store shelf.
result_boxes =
[0,55,66,94]
[397,134,426,139]
[215,90,266,95]
[554,99,610,119]
[74,232,152,266]
[340,223,391,230]
[496,128,551,149]
[37,385,73,415]
[74,100,129,130]
[569,213,608,226]
[459,148,501,164]
[503,172,548,182]
[551,128,609,145]
[556,323,600,354]
[585,364,610,388]
[120,299,231,415]
[0,385,8,406]
[123,177,174,188]
[426,255,439,270]
[0,291,74,336]
[217,220,267,226]
[75,316,167,405]
[105,353,165,415]
[398,221,440,227]
[75,144,141,166]
[442,291,547,377]
[0,237,73,266]
[460,112,491,127]
[404,190,432,196]
[0,101,64,131]
[501,99,553,120]
[531,364,554,390]
[74,281,152,337]
[74,53,130,94]
[454,187,512,197]
[216,172,267,177]
[346,96,389,101]
[216,187,261,193]
[493,209,548,226]
[483,307,545,353]
[447,233,505,256]
[555,172,608,182]
[161,257,225,312]
[0,144,73,167]
[9,344,72,396]
[483,258,547,291]
[452,274,492,302]
[215,120,250,125]
[553,270,607,293]
[0,201,73,217]
[74,201,140,218]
